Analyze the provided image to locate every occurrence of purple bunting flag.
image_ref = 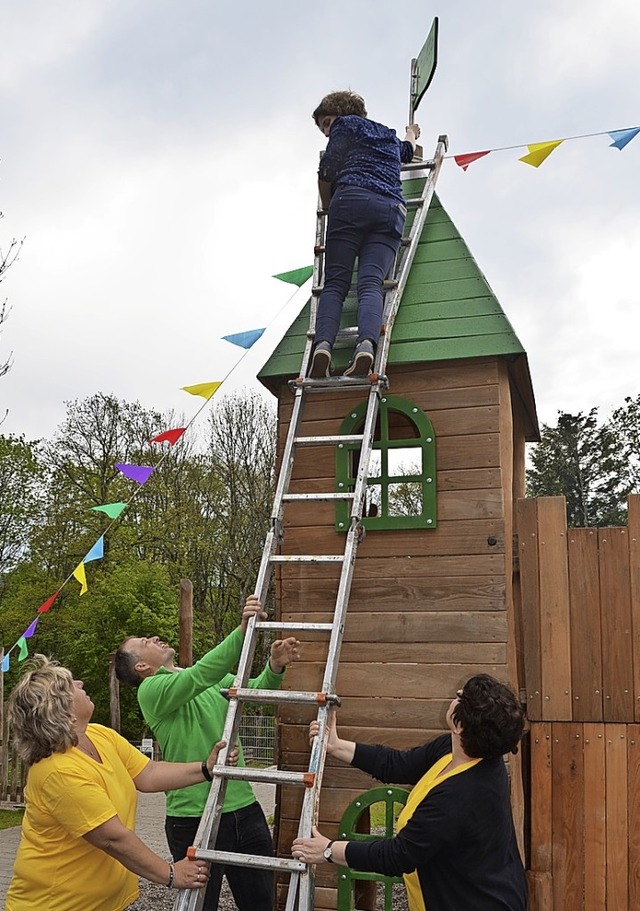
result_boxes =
[115,463,155,485]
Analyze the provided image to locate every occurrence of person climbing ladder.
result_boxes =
[309,90,420,378]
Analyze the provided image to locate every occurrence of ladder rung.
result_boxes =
[404,197,425,208]
[222,688,341,707]
[255,620,334,632]
[210,766,316,788]
[270,554,344,563]
[290,375,384,392]
[188,848,306,874]
[306,326,360,341]
[401,157,435,172]
[283,492,355,501]
[294,434,363,446]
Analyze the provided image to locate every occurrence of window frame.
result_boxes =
[335,395,437,531]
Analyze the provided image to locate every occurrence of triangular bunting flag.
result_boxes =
[519,140,563,168]
[454,151,491,171]
[272,266,314,287]
[23,617,39,638]
[115,463,155,485]
[149,428,186,445]
[608,127,640,150]
[37,591,60,614]
[84,536,104,563]
[91,502,127,519]
[1,653,9,673]
[17,637,28,661]
[181,382,222,400]
[222,329,265,349]
[73,562,88,595]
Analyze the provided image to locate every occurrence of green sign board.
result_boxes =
[411,17,439,115]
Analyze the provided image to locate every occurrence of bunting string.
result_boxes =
[1,265,313,670]
[446,124,639,170]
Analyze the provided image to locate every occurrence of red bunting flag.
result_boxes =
[454,151,491,171]
[150,428,186,445]
[37,591,61,614]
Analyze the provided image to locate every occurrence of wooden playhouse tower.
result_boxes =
[258,191,540,910]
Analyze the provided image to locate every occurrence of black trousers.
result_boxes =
[165,801,274,911]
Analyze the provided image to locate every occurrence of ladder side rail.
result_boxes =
[375,137,448,378]
[299,200,327,375]
[270,386,309,522]
[348,385,382,524]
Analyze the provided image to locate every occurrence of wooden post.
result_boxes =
[179,579,193,667]
[109,653,121,732]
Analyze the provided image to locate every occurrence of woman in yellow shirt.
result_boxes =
[6,655,228,911]
[293,674,528,911]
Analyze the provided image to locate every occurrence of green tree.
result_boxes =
[526,409,628,526]
[0,435,43,577]
[0,559,177,739]
[608,394,640,494]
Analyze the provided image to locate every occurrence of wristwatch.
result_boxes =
[323,840,335,864]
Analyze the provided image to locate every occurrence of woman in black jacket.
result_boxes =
[292,674,528,911]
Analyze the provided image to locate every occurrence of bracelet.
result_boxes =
[201,760,213,782]
[166,861,175,888]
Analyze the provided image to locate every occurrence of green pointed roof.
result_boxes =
[259,192,539,438]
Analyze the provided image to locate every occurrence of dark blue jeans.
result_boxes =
[316,186,406,348]
[165,801,274,911]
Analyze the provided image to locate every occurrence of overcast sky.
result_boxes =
[1,0,639,444]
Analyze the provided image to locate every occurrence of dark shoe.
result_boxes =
[309,341,332,378]
[343,340,374,377]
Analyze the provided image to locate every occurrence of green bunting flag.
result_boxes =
[272,266,313,287]
[91,502,127,519]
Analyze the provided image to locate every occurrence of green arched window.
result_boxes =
[335,395,436,532]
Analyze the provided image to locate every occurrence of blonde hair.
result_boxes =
[8,655,78,766]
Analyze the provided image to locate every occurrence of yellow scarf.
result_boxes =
[395,753,482,911]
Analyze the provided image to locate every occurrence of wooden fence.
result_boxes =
[517,495,640,909]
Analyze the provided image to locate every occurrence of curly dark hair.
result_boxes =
[312,90,367,125]
[452,674,525,759]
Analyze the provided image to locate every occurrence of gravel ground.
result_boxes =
[130,875,408,910]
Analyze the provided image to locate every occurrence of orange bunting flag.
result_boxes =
[150,428,186,445]
[37,591,61,614]
[181,382,222,400]
[73,562,88,595]
[519,140,563,168]
[454,151,491,171]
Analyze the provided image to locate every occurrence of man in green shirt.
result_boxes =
[115,596,299,910]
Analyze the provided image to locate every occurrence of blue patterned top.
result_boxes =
[318,115,414,203]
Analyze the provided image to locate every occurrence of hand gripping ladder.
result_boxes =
[172,135,448,911]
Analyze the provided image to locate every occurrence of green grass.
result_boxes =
[0,807,24,830]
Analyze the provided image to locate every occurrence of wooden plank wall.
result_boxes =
[518,495,640,910]
[274,357,518,910]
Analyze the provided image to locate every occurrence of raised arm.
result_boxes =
[133,740,238,793]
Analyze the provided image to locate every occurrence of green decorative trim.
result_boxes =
[335,395,437,531]
[336,786,410,911]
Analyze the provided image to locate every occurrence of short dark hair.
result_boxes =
[114,638,143,688]
[452,674,524,759]
[312,90,367,125]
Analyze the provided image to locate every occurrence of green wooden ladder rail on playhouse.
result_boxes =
[171,142,447,911]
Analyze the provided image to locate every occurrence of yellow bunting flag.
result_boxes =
[181,381,222,400]
[73,562,88,595]
[519,140,564,168]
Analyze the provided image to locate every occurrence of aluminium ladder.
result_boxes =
[173,134,448,911]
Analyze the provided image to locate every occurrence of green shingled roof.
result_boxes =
[259,192,527,381]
